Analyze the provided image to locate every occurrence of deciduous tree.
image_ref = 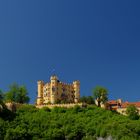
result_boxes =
[93,86,108,107]
[80,96,94,104]
[126,104,139,120]
[0,89,4,100]
[4,83,30,104]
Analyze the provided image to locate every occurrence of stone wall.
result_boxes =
[36,103,83,109]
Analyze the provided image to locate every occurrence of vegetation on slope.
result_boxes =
[0,84,140,140]
[0,105,140,140]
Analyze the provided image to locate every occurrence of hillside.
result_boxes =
[0,105,140,140]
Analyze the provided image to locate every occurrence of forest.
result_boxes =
[0,84,140,140]
[0,104,140,140]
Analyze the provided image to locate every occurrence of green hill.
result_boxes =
[0,105,140,140]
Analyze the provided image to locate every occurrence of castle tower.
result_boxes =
[73,81,80,103]
[37,81,44,105]
[50,75,58,104]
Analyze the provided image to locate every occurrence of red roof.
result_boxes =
[121,102,140,108]
[108,100,117,105]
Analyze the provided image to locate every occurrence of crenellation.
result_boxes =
[36,75,80,105]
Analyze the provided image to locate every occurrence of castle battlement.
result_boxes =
[36,75,80,105]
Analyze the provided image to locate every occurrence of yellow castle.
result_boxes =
[36,75,80,105]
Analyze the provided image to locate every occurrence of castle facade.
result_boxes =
[36,75,80,105]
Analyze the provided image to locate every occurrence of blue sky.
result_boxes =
[0,1,140,103]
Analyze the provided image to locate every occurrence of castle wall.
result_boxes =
[36,103,83,109]
[36,76,80,105]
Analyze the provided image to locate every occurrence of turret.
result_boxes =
[117,99,122,104]
[73,81,80,103]
[37,81,44,105]
[117,99,123,107]
[50,75,58,81]
[50,75,58,104]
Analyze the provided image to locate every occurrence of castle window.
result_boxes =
[62,88,66,92]
[44,93,47,97]
[61,93,67,98]
[52,87,56,92]
[48,93,50,97]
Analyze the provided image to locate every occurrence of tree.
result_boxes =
[80,96,94,104]
[4,83,30,104]
[0,89,5,112]
[93,86,108,107]
[4,84,18,102]
[86,96,94,104]
[0,89,4,101]
[16,86,30,103]
[126,104,139,120]
[80,96,86,103]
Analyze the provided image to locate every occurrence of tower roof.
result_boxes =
[50,75,58,80]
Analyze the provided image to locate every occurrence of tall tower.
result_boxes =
[37,81,44,105]
[50,75,58,104]
[73,81,80,103]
